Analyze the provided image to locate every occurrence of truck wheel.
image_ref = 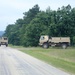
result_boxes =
[43,43,49,48]
[62,44,67,49]
[6,44,8,47]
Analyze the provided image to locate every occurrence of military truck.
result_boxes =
[39,35,70,49]
[0,37,8,47]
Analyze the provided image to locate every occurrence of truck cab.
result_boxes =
[0,37,8,47]
[39,35,49,48]
[39,35,49,45]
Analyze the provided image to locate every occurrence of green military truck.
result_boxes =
[39,35,70,49]
[0,37,8,47]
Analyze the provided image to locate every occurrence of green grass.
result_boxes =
[10,45,75,75]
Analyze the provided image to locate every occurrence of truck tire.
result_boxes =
[62,44,67,49]
[6,44,8,47]
[43,43,49,49]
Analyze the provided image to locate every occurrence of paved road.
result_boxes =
[0,46,70,75]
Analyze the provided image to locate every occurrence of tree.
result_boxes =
[4,4,75,46]
[23,4,40,24]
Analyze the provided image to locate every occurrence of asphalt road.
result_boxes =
[0,46,70,75]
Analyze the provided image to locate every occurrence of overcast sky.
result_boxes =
[0,0,75,31]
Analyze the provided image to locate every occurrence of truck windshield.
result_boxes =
[40,36,45,40]
[4,38,7,40]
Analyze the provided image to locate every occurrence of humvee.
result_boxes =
[39,35,70,49]
[0,37,8,47]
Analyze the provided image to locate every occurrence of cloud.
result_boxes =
[0,0,36,11]
[0,0,75,31]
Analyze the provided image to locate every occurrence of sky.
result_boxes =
[0,0,75,31]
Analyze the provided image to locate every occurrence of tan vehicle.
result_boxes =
[39,35,70,49]
[0,37,8,47]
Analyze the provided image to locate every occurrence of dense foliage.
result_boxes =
[4,4,75,46]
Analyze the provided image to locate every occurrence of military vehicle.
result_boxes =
[0,37,8,47]
[39,35,70,49]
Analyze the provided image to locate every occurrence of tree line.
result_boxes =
[4,4,75,46]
